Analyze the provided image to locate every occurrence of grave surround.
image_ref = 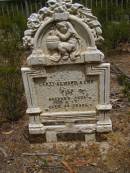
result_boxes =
[22,0,112,142]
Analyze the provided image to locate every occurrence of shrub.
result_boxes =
[117,75,130,101]
[0,15,26,121]
[102,22,130,51]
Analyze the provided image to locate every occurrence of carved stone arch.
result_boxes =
[34,15,96,51]
[34,18,54,50]
[69,15,95,48]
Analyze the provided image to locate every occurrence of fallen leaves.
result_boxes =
[2,130,14,135]
[62,161,76,173]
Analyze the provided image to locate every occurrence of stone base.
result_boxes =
[29,123,97,142]
[29,124,45,135]
[45,133,96,143]
[96,120,112,133]
[85,133,96,143]
[46,131,57,143]
[28,121,112,141]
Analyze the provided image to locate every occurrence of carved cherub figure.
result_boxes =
[47,21,80,61]
[56,21,80,60]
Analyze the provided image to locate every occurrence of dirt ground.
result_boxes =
[0,52,130,173]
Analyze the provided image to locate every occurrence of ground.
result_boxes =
[0,52,130,173]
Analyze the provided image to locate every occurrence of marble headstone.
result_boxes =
[22,0,112,141]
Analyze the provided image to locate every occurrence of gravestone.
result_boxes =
[22,0,112,142]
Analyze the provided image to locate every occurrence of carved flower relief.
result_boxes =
[90,29,104,44]
[23,14,41,48]
[23,35,33,48]
[38,7,53,21]
[47,0,58,10]
[88,20,104,43]
[82,16,104,44]
[23,30,34,48]
[27,13,41,30]
[64,0,72,3]
[69,3,84,15]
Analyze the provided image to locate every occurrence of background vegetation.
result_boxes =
[0,15,26,122]
[91,1,130,51]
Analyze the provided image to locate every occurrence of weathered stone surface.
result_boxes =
[34,65,98,113]
[85,133,96,143]
[21,0,112,138]
[46,131,57,142]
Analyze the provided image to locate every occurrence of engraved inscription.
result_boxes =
[34,65,99,112]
